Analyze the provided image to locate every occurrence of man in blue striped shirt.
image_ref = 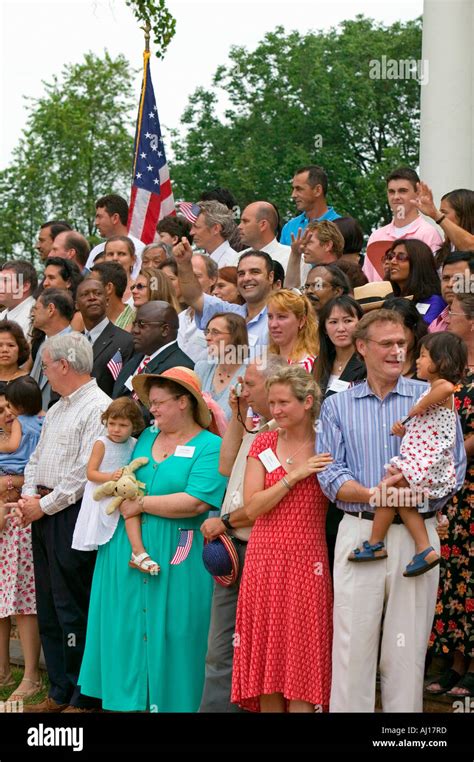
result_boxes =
[317,310,466,713]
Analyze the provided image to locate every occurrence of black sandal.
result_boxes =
[446,672,474,698]
[425,668,463,695]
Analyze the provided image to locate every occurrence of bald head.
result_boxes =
[138,300,179,330]
[238,201,279,248]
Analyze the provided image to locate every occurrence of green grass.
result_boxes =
[0,666,49,705]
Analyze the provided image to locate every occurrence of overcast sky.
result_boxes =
[0,0,423,170]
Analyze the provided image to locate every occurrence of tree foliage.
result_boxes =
[0,52,135,261]
[125,0,176,59]
[170,15,422,234]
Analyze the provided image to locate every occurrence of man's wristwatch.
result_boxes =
[221,513,233,531]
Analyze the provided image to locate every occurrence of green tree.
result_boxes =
[125,0,176,59]
[170,15,422,235]
[0,51,135,262]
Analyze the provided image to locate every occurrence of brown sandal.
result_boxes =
[8,677,43,702]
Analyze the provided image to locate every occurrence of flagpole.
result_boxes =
[132,23,151,179]
[128,18,175,241]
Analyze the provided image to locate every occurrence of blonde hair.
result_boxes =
[306,220,344,257]
[266,364,321,423]
[139,268,181,313]
[267,289,319,361]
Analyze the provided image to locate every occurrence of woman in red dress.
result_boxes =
[231,365,334,712]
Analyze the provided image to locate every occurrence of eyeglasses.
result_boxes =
[382,251,410,264]
[301,282,328,293]
[149,395,181,410]
[365,338,407,349]
[203,328,231,337]
[132,319,167,329]
[448,310,465,317]
[130,283,147,291]
[41,359,61,372]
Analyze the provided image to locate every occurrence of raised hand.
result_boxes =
[173,237,194,264]
[409,181,439,219]
[290,227,311,259]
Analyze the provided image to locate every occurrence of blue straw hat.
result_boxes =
[202,535,239,587]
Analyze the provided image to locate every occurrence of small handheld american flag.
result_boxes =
[170,529,194,565]
[107,350,123,381]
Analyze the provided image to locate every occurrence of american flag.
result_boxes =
[177,201,201,224]
[128,50,175,244]
[107,350,123,381]
[170,529,194,565]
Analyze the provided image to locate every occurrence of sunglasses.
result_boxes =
[382,251,410,264]
[131,283,147,291]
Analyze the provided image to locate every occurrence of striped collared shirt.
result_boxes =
[23,379,111,515]
[316,375,466,514]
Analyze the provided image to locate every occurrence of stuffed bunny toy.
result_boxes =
[93,457,149,515]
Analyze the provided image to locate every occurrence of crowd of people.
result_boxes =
[0,164,472,714]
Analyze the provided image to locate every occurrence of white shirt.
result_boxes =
[240,238,291,272]
[207,240,239,268]
[23,379,111,515]
[220,419,277,541]
[0,295,35,339]
[85,234,145,279]
[85,317,109,345]
[131,340,178,378]
[177,308,208,363]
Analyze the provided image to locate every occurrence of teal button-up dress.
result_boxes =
[78,426,228,712]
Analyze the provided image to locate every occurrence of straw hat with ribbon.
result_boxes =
[132,366,228,435]
[132,366,211,427]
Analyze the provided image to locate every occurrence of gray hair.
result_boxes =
[246,353,287,377]
[198,201,235,240]
[143,242,171,259]
[44,331,93,374]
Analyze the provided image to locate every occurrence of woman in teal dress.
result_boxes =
[78,367,228,712]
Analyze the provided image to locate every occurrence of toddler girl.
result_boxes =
[349,332,466,577]
[0,376,44,703]
[0,377,44,531]
[72,397,160,574]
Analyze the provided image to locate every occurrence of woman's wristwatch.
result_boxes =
[221,513,233,531]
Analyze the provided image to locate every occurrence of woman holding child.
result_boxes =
[79,367,227,712]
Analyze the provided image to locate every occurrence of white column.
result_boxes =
[419,0,474,202]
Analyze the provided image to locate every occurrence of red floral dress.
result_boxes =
[231,430,333,711]
[429,373,474,658]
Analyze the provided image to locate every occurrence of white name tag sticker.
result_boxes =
[175,445,195,458]
[328,379,350,393]
[124,375,134,391]
[258,448,281,473]
[416,302,430,315]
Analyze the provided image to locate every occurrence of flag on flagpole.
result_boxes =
[107,350,123,381]
[128,50,175,244]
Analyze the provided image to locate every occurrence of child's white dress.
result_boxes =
[390,389,456,499]
[72,435,136,551]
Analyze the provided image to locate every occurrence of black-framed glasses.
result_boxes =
[132,319,167,329]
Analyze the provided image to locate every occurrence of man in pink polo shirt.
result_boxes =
[363,167,443,282]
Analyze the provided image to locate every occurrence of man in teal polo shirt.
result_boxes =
[280,164,341,245]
